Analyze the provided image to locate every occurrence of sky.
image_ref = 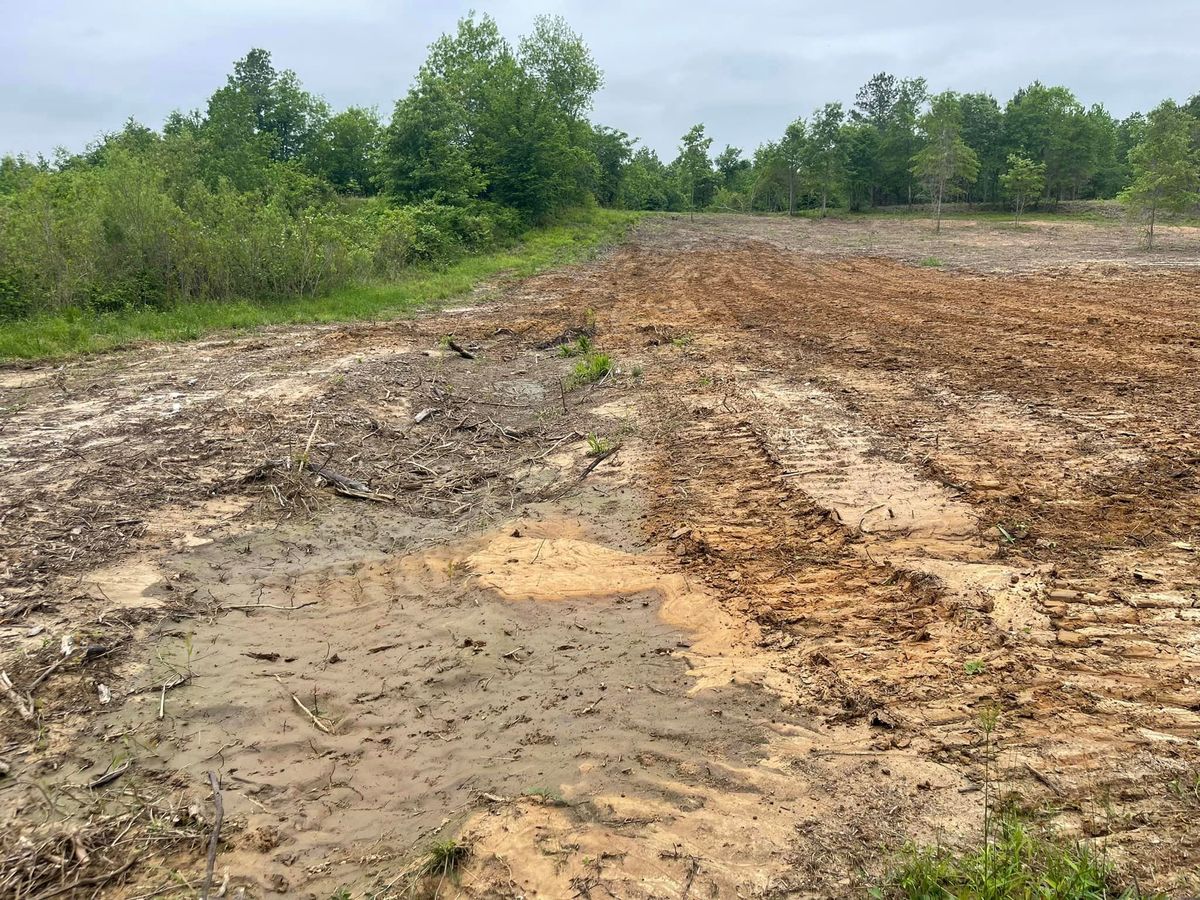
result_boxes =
[2,0,1198,161]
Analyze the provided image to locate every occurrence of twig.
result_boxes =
[33,859,137,899]
[88,760,131,789]
[220,601,318,612]
[28,652,72,691]
[580,445,620,480]
[446,339,475,359]
[0,670,33,720]
[275,675,334,733]
[201,771,224,900]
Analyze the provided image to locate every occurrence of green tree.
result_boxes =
[676,124,714,219]
[957,93,1004,202]
[381,14,598,220]
[518,15,602,121]
[714,145,749,189]
[912,93,981,232]
[805,103,845,215]
[591,126,634,207]
[840,122,881,211]
[1119,101,1200,248]
[778,120,806,215]
[309,106,382,194]
[999,154,1045,222]
[619,147,674,210]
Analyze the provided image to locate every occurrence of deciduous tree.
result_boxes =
[999,153,1045,222]
[1119,101,1200,248]
[912,93,980,232]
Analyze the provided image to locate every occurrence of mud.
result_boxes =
[1,214,1198,897]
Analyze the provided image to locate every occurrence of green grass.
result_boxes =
[0,208,638,362]
[416,838,470,881]
[875,816,1154,900]
[565,351,613,389]
[919,257,945,267]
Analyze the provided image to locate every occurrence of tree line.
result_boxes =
[641,76,1200,240]
[3,14,1198,320]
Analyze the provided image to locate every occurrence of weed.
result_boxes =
[417,839,470,883]
[631,364,643,378]
[876,816,1149,899]
[586,433,613,456]
[670,332,694,347]
[558,334,593,357]
[919,256,944,267]
[566,351,613,389]
[964,660,986,676]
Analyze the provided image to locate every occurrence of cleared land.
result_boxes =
[1,214,1198,897]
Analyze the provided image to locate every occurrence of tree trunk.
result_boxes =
[788,171,795,217]
[935,185,943,234]
[1148,202,1156,249]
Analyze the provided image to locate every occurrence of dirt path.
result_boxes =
[2,216,1197,897]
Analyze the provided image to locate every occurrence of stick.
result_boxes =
[276,676,334,733]
[220,601,318,612]
[446,339,475,359]
[27,653,72,692]
[0,671,33,720]
[88,760,131,789]
[201,771,224,900]
[580,445,620,480]
[159,683,167,720]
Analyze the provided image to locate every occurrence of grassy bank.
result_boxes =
[0,208,638,362]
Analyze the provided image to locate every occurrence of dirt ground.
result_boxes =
[1,214,1198,898]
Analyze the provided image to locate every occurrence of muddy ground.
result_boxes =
[1,214,1198,898]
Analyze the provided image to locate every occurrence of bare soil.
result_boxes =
[2,214,1198,898]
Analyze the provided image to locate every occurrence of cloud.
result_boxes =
[2,0,1197,159]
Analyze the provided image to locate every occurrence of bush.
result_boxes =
[0,152,527,318]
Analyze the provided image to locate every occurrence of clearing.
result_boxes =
[1,213,1198,898]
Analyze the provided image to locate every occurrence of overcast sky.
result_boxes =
[3,0,1198,161]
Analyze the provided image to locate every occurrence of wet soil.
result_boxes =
[1,214,1198,898]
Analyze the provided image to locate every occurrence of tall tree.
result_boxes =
[912,93,980,232]
[1119,101,1200,248]
[677,124,714,219]
[591,126,634,206]
[518,15,602,121]
[957,93,1004,202]
[309,106,381,194]
[714,145,749,189]
[805,103,845,215]
[778,120,806,215]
